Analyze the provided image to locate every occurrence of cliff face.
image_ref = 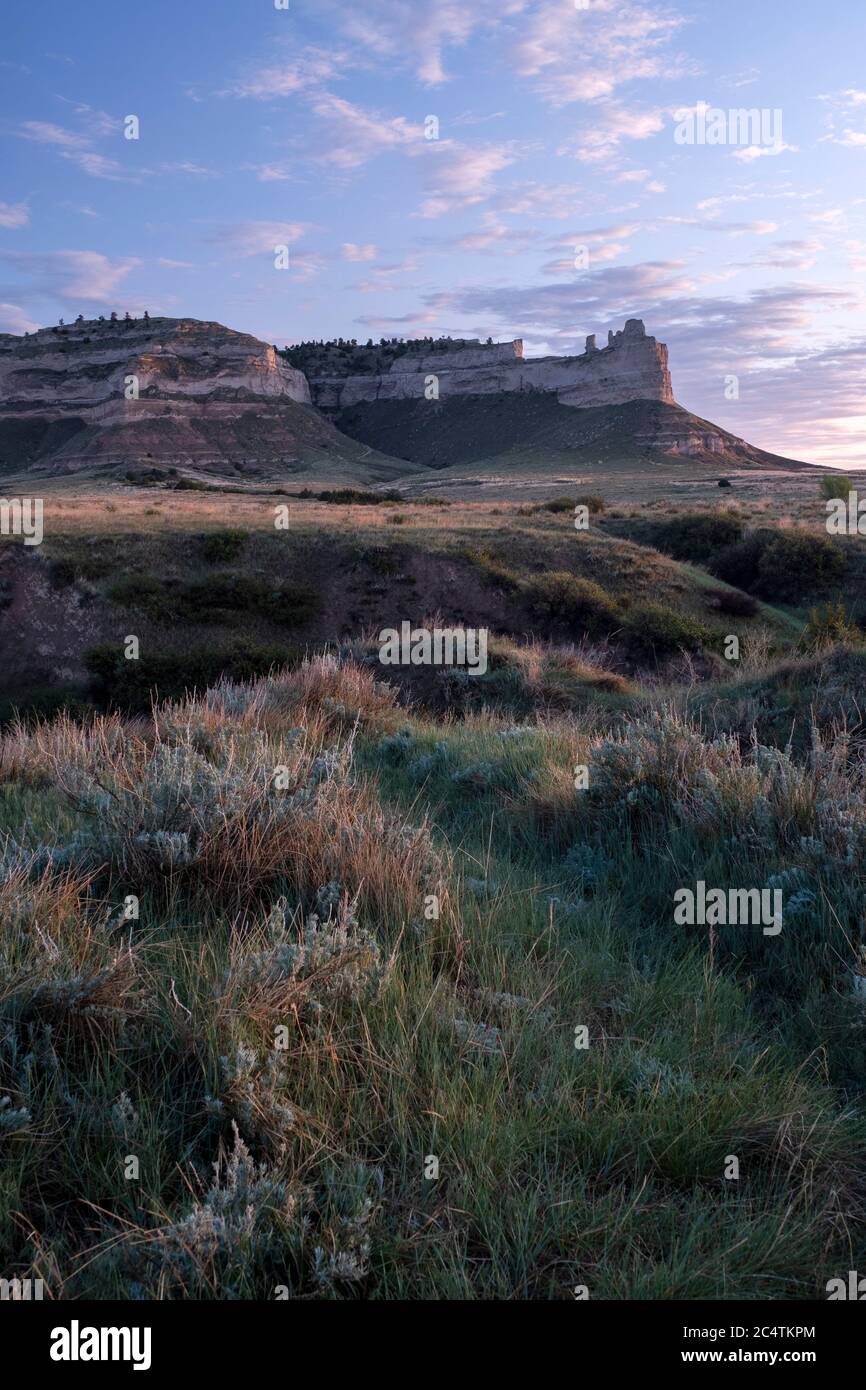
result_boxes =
[0,314,809,482]
[0,317,344,474]
[308,320,674,413]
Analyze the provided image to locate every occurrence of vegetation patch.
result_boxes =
[655,510,744,561]
[711,527,846,602]
[525,572,622,635]
[201,528,249,563]
[107,572,321,627]
[622,601,712,657]
[296,487,403,505]
[84,639,298,711]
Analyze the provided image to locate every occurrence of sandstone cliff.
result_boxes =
[307,320,674,413]
[313,319,810,472]
[0,314,811,482]
[0,316,401,481]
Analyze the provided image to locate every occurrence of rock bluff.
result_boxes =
[305,320,674,413]
[0,316,319,469]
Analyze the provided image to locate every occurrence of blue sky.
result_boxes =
[2,0,866,465]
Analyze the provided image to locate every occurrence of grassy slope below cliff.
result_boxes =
[334,396,813,474]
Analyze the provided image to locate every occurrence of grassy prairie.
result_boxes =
[2,480,866,1300]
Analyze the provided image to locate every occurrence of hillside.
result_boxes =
[0,488,831,718]
[0,316,408,486]
[335,396,814,476]
[0,315,820,494]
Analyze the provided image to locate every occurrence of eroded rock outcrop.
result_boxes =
[306,320,674,413]
[0,317,362,474]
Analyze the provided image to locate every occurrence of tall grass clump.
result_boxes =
[8,657,435,923]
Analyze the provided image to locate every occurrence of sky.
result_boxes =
[2,0,866,466]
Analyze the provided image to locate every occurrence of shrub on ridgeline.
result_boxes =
[201,529,248,563]
[525,572,622,635]
[711,527,846,603]
[541,494,604,515]
[622,602,711,657]
[655,511,744,562]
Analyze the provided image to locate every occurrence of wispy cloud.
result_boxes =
[342,243,378,262]
[542,221,640,272]
[224,47,344,99]
[17,115,135,180]
[616,168,666,192]
[213,221,310,256]
[0,249,140,305]
[559,104,667,163]
[0,201,29,229]
[732,141,798,163]
[321,0,513,87]
[817,88,866,150]
[309,94,423,169]
[19,119,89,149]
[455,214,540,253]
[351,258,420,293]
[0,301,39,333]
[416,141,521,217]
[510,0,688,107]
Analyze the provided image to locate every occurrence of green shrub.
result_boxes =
[541,494,604,515]
[107,573,321,626]
[201,529,248,563]
[308,488,403,505]
[84,639,298,712]
[712,527,846,603]
[622,602,711,657]
[108,573,167,615]
[525,572,622,634]
[47,558,77,589]
[358,546,402,576]
[576,493,605,515]
[656,511,744,561]
[462,544,520,591]
[173,476,211,491]
[710,530,771,590]
[50,548,112,587]
[820,475,853,503]
[755,529,845,603]
[0,683,91,726]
